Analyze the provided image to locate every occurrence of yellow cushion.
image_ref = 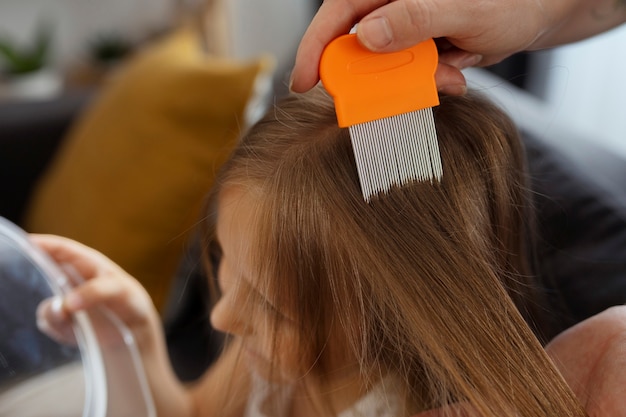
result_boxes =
[25,29,273,311]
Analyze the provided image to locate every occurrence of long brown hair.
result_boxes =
[202,87,586,416]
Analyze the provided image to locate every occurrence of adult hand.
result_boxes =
[545,306,626,417]
[292,0,547,95]
[291,0,626,94]
[408,306,626,417]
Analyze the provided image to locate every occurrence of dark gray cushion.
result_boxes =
[524,130,626,332]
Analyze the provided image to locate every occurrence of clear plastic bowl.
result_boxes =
[0,217,155,417]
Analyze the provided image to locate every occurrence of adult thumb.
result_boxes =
[357,0,465,52]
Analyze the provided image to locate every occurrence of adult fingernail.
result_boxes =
[459,54,483,69]
[438,84,467,96]
[288,72,294,92]
[359,16,392,50]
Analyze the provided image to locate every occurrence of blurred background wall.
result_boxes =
[0,0,172,69]
[0,0,314,91]
[526,25,626,159]
[0,0,624,156]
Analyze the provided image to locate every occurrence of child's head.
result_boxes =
[204,87,584,416]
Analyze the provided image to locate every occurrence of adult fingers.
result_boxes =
[292,0,389,92]
[545,306,626,413]
[356,0,456,52]
[434,44,490,96]
[292,0,545,92]
[356,0,539,56]
[292,0,478,92]
[435,62,467,96]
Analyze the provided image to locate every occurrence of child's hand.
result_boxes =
[33,234,195,417]
[32,234,160,353]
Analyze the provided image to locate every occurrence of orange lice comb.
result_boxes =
[319,34,442,201]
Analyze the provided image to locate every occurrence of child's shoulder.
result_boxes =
[338,376,402,417]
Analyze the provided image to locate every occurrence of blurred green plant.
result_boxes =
[0,22,53,75]
[89,32,133,65]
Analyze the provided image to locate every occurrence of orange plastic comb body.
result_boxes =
[319,34,439,127]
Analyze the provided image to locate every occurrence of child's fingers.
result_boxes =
[63,272,155,331]
[29,234,123,281]
[36,276,132,346]
[36,296,77,346]
[30,234,153,320]
[30,234,158,349]
[37,275,154,346]
[64,274,134,312]
[36,273,157,355]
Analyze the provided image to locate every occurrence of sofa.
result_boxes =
[0,91,93,226]
[465,68,626,328]
[0,26,273,381]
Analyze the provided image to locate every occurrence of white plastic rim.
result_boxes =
[0,217,107,417]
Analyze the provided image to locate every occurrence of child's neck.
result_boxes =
[289,367,378,417]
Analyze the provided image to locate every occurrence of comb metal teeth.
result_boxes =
[349,108,442,202]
